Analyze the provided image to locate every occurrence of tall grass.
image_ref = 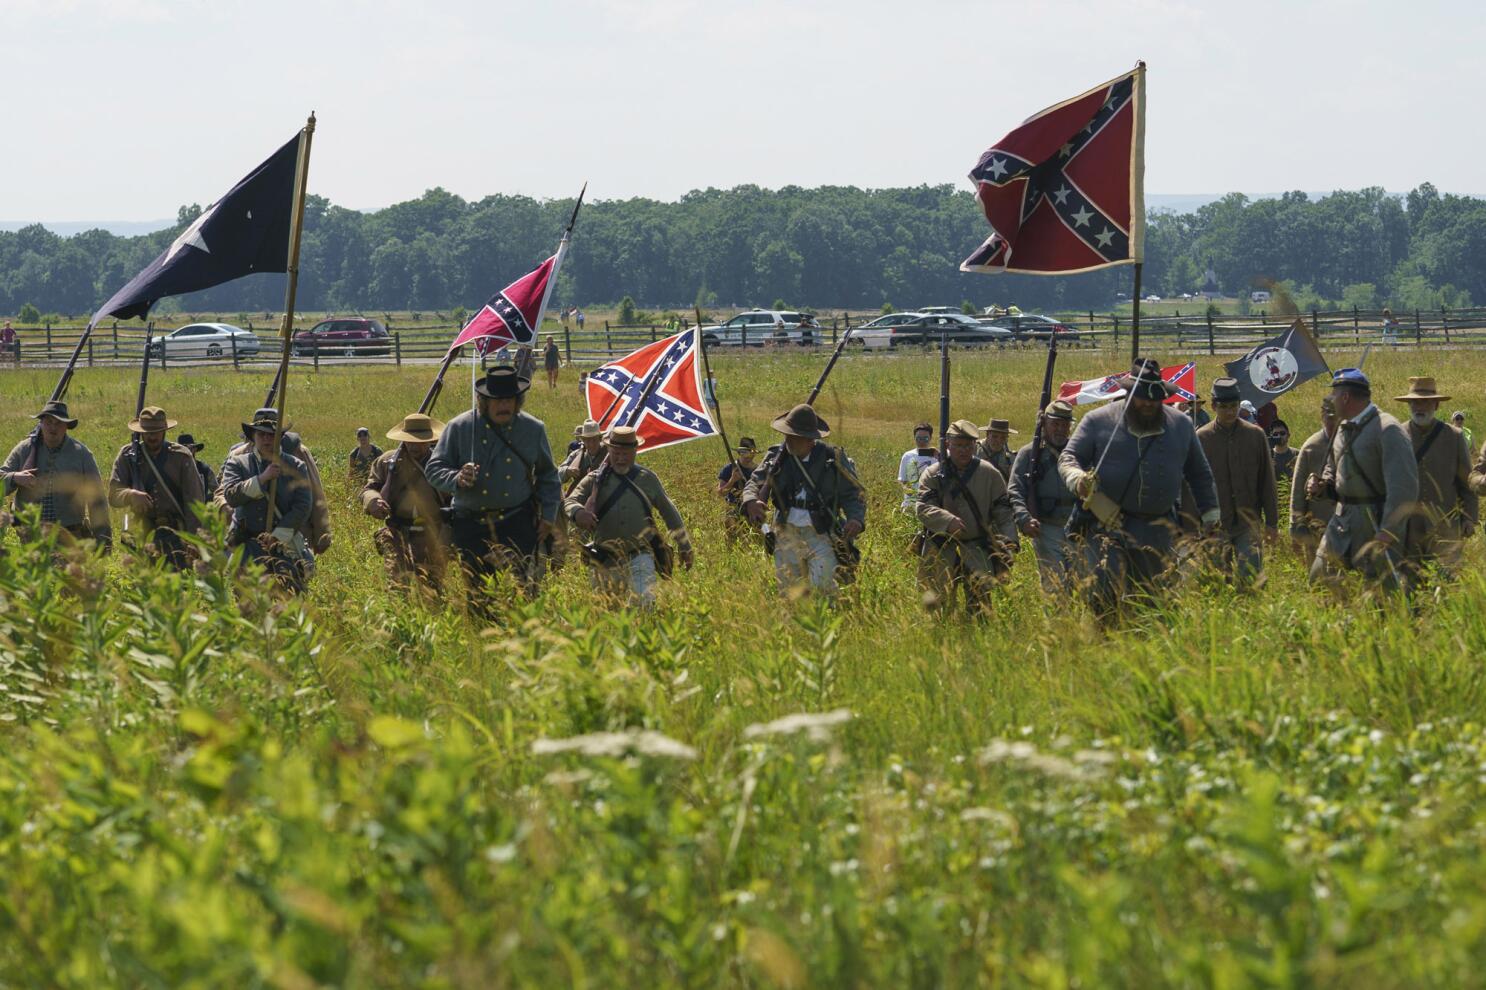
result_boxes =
[1,350,1484,986]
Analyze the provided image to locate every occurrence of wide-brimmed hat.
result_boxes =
[771,403,830,439]
[736,436,758,452]
[33,400,78,428]
[945,419,983,441]
[474,365,531,399]
[576,419,603,439]
[1044,399,1075,422]
[243,408,283,436]
[605,425,645,448]
[1393,376,1451,402]
[176,433,205,452]
[386,413,445,444]
[984,418,1019,435]
[1211,377,1242,403]
[128,405,176,434]
[1118,358,1178,400]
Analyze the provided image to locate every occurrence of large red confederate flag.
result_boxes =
[447,254,556,353]
[584,329,718,453]
[962,64,1146,275]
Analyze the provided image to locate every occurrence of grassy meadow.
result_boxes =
[3,347,1486,987]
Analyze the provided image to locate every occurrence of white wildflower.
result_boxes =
[484,843,517,863]
[743,709,853,742]
[531,729,697,760]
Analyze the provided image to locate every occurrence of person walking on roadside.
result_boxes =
[543,335,562,390]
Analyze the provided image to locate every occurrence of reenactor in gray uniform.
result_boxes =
[565,426,694,606]
[1394,377,1478,578]
[1289,396,1338,559]
[1196,378,1278,585]
[1059,359,1219,617]
[424,366,560,604]
[915,420,1017,614]
[1009,400,1079,592]
[219,410,316,593]
[107,406,204,569]
[1306,368,1418,591]
[176,434,215,500]
[363,413,451,593]
[742,404,866,598]
[217,408,332,557]
[1,400,112,551]
[553,419,605,569]
[977,418,1018,482]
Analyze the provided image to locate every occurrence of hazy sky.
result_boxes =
[3,0,1479,222]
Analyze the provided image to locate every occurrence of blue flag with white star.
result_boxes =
[92,132,302,323]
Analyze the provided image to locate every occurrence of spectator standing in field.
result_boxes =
[976,419,1017,482]
[1306,369,1417,591]
[1,321,16,362]
[1450,411,1472,454]
[1009,400,1079,592]
[1196,378,1279,587]
[896,422,938,510]
[543,335,561,389]
[1269,419,1297,483]
[575,308,585,330]
[1395,377,1477,578]
[1290,397,1339,560]
[348,427,383,481]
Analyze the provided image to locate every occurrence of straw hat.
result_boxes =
[386,413,445,444]
[1393,376,1451,402]
[128,406,177,434]
[605,425,645,448]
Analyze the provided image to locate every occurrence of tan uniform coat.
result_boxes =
[1197,418,1278,534]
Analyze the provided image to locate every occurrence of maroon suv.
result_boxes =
[292,317,391,356]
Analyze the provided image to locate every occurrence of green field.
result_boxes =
[3,349,1486,987]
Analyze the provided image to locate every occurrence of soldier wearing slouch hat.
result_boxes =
[915,419,1017,615]
[363,412,451,592]
[1393,376,1477,578]
[107,405,204,569]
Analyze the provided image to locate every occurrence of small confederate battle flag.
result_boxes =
[448,255,556,353]
[585,329,718,453]
[1059,361,1195,406]
[962,64,1146,275]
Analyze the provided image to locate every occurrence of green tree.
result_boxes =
[17,302,41,324]
[1340,283,1378,310]
[618,296,638,324]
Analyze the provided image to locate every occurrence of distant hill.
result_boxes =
[0,219,174,237]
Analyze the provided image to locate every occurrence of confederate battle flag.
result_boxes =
[585,329,718,453]
[962,64,1146,275]
[448,254,557,353]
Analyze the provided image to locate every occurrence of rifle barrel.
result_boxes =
[805,316,855,407]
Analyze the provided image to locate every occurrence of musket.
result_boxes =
[805,314,855,406]
[19,321,101,470]
[937,328,950,462]
[1026,332,1060,503]
[697,306,739,479]
[419,346,461,416]
[263,361,286,410]
[124,329,154,533]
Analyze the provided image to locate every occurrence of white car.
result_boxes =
[702,310,815,347]
[148,323,261,359]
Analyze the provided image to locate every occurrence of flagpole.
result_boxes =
[531,183,586,349]
[1130,262,1143,363]
[268,112,316,530]
[696,306,737,475]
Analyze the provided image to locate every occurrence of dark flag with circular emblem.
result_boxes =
[1223,319,1330,408]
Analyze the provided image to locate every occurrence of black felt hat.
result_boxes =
[475,365,531,399]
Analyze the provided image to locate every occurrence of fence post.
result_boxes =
[1352,306,1360,344]
[1205,310,1215,356]
[650,324,657,343]
[1415,309,1422,346]
[1112,314,1120,351]
[231,331,239,369]
[112,322,119,360]
[1441,306,1450,344]
[394,332,402,366]
[832,317,838,346]
[87,338,94,367]
[564,325,572,363]
[45,322,52,359]
[604,321,612,356]
[314,343,320,372]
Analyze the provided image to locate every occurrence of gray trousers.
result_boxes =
[1077,516,1178,615]
[1031,519,1077,593]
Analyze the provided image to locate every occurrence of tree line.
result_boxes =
[2,182,1481,320]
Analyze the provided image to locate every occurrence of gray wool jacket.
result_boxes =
[1058,401,1219,520]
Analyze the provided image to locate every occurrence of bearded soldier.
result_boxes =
[363,413,451,592]
[1009,400,1079,592]
[1394,377,1477,577]
[566,426,694,606]
[1,400,112,550]
[217,407,332,556]
[977,418,1018,482]
[1059,359,1220,616]
[1289,396,1339,559]
[1306,368,1417,591]
[424,366,560,605]
[915,420,1017,614]
[742,404,866,597]
[107,406,204,569]
[219,410,316,593]
[1196,377,1279,585]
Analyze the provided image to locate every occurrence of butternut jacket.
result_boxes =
[565,465,687,553]
[916,457,1016,545]
[362,448,449,530]
[1289,428,1337,535]
[1406,419,1477,528]
[1197,419,1278,534]
[108,441,205,533]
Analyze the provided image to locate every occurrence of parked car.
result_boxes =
[147,323,260,359]
[857,313,1010,348]
[851,312,926,349]
[292,317,391,356]
[984,313,1081,343]
[702,310,814,347]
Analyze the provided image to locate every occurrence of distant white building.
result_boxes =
[1250,290,1271,303]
